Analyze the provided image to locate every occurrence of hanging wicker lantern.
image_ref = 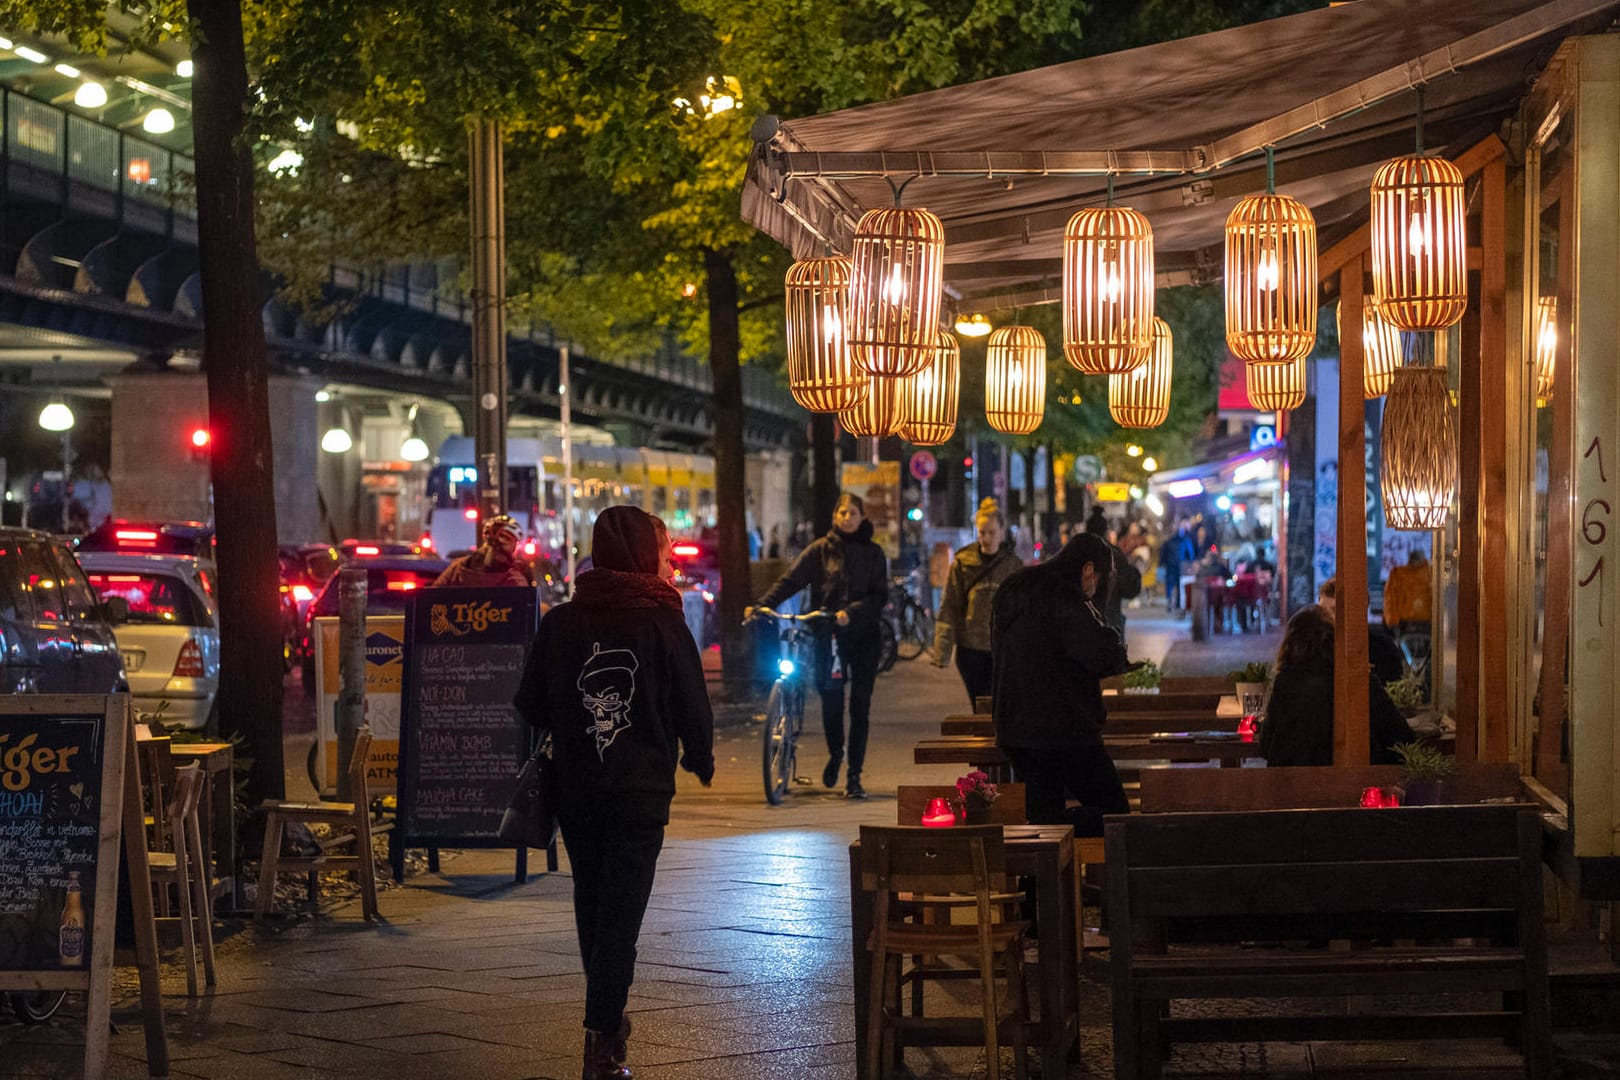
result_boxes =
[1109,317,1173,429]
[1063,206,1155,374]
[847,206,945,378]
[1225,192,1318,365]
[1533,296,1557,401]
[840,374,909,439]
[899,331,960,446]
[1381,365,1457,528]
[1334,299,1404,399]
[1246,351,1307,411]
[784,255,868,413]
[1370,155,1467,331]
[984,325,1046,435]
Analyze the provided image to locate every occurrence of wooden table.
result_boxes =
[166,742,238,909]
[849,824,1081,1079]
[943,701,1243,738]
[915,733,1260,771]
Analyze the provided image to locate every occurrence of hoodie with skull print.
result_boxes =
[514,572,716,826]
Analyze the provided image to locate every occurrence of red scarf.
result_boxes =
[572,568,683,610]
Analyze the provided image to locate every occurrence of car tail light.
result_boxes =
[523,539,536,557]
[354,545,380,556]
[116,529,159,545]
[463,508,478,521]
[173,639,205,678]
[673,543,701,558]
[420,533,434,551]
[386,580,419,591]
[291,584,314,603]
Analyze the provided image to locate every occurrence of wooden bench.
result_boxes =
[1105,804,1551,1079]
[1139,762,1524,813]
[943,714,1240,738]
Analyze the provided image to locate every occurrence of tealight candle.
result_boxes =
[921,797,956,828]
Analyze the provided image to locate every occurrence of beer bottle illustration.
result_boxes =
[59,872,85,967]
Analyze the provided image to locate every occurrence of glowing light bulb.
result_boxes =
[881,264,906,306]
[1010,365,1024,385]
[1101,261,1123,303]
[821,305,842,343]
[38,401,74,432]
[1256,249,1280,292]
[1407,213,1426,256]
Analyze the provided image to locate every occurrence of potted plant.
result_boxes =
[1226,661,1271,713]
[1121,659,1162,695]
[1384,675,1426,718]
[954,771,1000,826]
[1392,741,1455,806]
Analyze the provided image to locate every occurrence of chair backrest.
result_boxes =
[896,784,1026,826]
[162,764,206,853]
[138,736,178,848]
[859,825,1007,898]
[347,726,374,807]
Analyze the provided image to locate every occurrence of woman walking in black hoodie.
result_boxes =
[514,506,715,1080]
[991,532,1132,836]
[751,493,888,798]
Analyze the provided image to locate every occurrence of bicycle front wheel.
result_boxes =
[761,683,796,805]
[11,990,68,1024]
[896,603,932,661]
[878,619,898,673]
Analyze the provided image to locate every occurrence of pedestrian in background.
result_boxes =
[513,506,715,1080]
[750,492,888,798]
[932,506,1022,708]
[1160,519,1194,611]
[432,513,535,588]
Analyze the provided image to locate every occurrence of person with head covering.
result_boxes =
[1083,510,1141,635]
[1257,604,1411,767]
[432,512,536,588]
[749,492,888,798]
[991,533,1133,836]
[513,506,714,1080]
[932,505,1022,707]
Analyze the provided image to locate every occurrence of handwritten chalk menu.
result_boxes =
[0,711,106,972]
[397,587,537,848]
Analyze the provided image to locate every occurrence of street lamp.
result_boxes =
[321,426,353,454]
[38,399,74,432]
[1142,456,1158,472]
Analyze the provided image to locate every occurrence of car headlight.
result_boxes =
[777,658,795,677]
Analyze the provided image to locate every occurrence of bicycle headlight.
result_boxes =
[777,658,796,677]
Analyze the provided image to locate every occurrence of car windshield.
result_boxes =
[86,572,210,627]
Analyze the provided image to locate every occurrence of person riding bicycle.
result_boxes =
[433,513,536,588]
[931,505,1022,708]
[748,492,887,799]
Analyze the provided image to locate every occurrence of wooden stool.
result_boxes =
[256,727,380,922]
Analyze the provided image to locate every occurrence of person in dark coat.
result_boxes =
[750,492,888,798]
[1258,604,1411,767]
[1159,520,1195,611]
[931,505,1022,707]
[514,506,715,1080]
[991,532,1132,836]
[1083,511,1141,635]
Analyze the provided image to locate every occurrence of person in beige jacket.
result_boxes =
[932,506,1023,708]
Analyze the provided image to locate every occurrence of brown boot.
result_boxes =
[613,1015,632,1064]
[583,1029,631,1080]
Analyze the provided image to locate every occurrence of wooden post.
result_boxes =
[1479,154,1511,763]
[121,718,170,1076]
[1335,263,1371,765]
[1458,281,1483,764]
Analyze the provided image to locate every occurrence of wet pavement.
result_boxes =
[4,612,1616,1077]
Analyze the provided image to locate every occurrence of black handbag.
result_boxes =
[498,732,557,849]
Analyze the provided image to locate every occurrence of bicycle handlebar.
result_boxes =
[746,607,835,625]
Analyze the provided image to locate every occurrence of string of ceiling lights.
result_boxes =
[0,32,190,135]
[782,87,1480,530]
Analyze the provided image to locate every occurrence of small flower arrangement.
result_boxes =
[955,770,1000,810]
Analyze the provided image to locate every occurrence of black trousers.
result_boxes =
[1003,744,1129,837]
[558,815,665,1033]
[820,626,880,778]
[954,647,993,709]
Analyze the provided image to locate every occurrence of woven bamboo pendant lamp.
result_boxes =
[899,331,960,446]
[785,255,868,413]
[840,373,909,438]
[1062,195,1155,374]
[1225,150,1318,365]
[984,325,1046,435]
[1533,296,1557,401]
[1381,364,1457,528]
[1108,317,1173,428]
[1335,299,1403,399]
[847,205,945,378]
[1370,156,1466,331]
[1246,350,1307,411]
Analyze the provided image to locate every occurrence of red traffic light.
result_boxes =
[190,428,210,449]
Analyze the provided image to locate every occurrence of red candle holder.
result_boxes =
[922,797,956,828]
[1359,786,1385,808]
[1237,715,1257,743]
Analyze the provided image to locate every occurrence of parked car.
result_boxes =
[669,538,719,647]
[299,555,449,695]
[78,553,220,730]
[279,544,341,670]
[77,519,217,566]
[0,527,126,695]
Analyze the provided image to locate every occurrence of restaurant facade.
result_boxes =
[741,0,1620,903]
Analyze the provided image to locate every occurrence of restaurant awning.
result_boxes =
[741,0,1620,307]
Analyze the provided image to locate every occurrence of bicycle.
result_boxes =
[748,608,834,805]
[886,574,934,662]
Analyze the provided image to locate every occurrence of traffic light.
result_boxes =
[189,428,210,462]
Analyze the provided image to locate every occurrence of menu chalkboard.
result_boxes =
[0,712,107,972]
[396,587,537,867]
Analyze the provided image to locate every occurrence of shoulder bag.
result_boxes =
[498,731,557,849]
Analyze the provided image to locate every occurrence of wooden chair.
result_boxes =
[859,825,1031,1080]
[896,784,1026,827]
[256,727,380,922]
[147,764,216,995]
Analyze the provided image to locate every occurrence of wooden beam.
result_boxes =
[1458,274,1483,765]
[1479,156,1511,764]
[1319,224,1369,286]
[1335,262,1371,766]
[1452,133,1509,180]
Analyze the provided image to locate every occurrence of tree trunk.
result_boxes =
[705,248,752,694]
[189,0,286,802]
[811,412,837,535]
